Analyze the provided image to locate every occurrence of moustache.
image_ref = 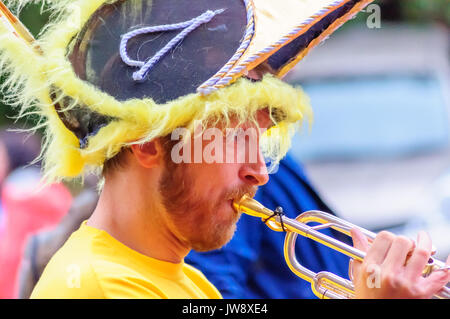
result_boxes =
[224,185,258,202]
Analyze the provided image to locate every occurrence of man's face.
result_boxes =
[159,110,272,252]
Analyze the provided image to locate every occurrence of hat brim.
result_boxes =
[198,0,374,94]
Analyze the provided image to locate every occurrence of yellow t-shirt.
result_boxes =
[30,221,222,299]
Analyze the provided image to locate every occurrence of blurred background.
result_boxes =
[287,0,450,260]
[0,0,449,298]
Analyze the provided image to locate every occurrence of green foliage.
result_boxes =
[401,0,450,25]
[18,1,51,38]
[0,93,16,126]
[0,2,49,127]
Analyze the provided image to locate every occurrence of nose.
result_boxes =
[238,149,269,186]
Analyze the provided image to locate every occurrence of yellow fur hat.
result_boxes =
[0,0,373,181]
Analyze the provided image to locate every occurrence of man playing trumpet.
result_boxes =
[0,0,448,299]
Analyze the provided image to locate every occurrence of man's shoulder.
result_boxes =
[30,226,165,299]
[183,263,222,299]
[30,226,106,298]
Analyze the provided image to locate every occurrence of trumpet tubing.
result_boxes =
[233,194,450,299]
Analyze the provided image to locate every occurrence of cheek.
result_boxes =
[223,140,236,163]
[211,164,241,188]
[219,163,238,177]
[192,165,241,203]
[191,161,240,183]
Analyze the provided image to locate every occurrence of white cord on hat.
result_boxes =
[120,9,225,82]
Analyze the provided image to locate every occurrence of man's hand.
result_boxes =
[350,229,450,299]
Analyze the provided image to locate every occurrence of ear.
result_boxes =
[131,140,163,168]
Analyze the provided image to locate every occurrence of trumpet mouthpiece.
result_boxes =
[232,195,274,219]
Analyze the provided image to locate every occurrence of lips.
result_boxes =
[226,189,258,215]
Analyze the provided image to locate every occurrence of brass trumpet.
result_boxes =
[233,194,450,299]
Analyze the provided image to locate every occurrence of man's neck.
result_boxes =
[87,169,190,264]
